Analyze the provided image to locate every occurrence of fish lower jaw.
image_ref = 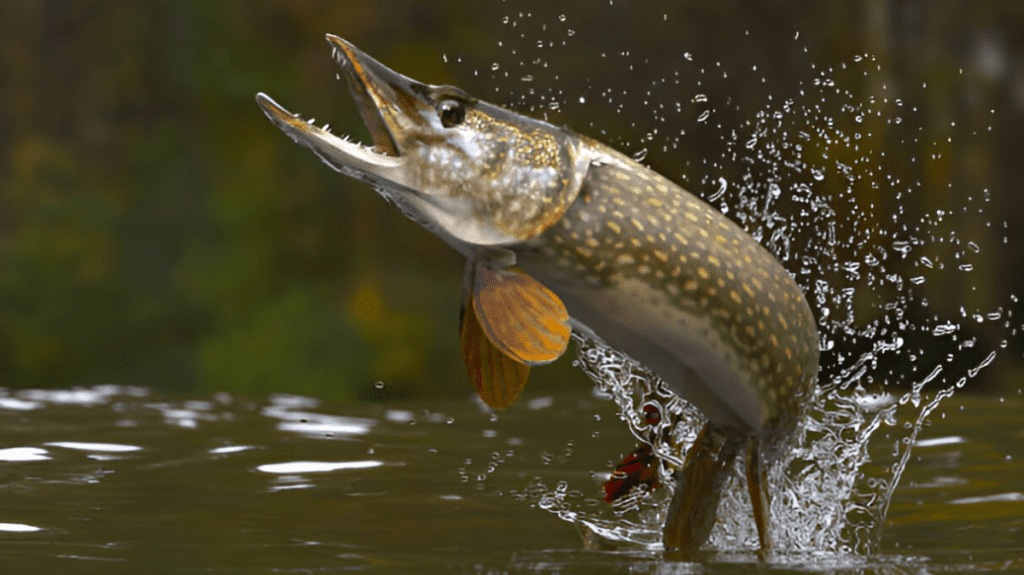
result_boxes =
[255,93,407,181]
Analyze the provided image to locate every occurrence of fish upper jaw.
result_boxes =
[254,36,426,191]
[257,35,598,250]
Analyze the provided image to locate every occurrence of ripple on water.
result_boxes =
[0,523,43,533]
[0,447,51,462]
[256,460,385,474]
[44,442,143,453]
[0,384,1020,571]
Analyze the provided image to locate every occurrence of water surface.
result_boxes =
[2,386,1021,573]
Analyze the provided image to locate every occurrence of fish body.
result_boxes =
[517,140,817,432]
[256,35,819,555]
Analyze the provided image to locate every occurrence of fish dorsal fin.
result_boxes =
[471,248,571,366]
[460,291,530,410]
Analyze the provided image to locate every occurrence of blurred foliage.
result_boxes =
[1,0,1022,399]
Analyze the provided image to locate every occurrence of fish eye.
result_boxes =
[437,99,466,128]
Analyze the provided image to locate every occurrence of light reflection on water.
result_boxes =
[0,385,1021,572]
[256,460,385,474]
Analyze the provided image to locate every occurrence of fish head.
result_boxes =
[257,35,593,250]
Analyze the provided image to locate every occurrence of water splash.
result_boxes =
[497,33,1015,556]
[537,304,1002,556]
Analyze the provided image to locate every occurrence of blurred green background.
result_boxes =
[2,1,1022,401]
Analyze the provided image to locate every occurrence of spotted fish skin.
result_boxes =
[516,141,818,432]
[254,34,818,433]
[257,35,821,555]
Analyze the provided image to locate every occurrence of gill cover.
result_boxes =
[257,35,593,247]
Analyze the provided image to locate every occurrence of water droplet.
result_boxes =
[558,14,566,21]
[892,240,912,254]
[374,381,385,389]
[631,148,648,161]
[492,62,500,71]
[707,177,728,202]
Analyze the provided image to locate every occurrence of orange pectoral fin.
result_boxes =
[473,266,570,366]
[460,294,530,410]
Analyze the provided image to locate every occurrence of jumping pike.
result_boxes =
[256,35,819,558]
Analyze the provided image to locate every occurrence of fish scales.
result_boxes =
[256,35,821,555]
[517,143,817,432]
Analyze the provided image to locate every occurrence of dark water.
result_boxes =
[2,385,1021,573]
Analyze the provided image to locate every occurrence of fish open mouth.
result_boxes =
[255,35,414,185]
[257,34,593,248]
[323,34,400,157]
